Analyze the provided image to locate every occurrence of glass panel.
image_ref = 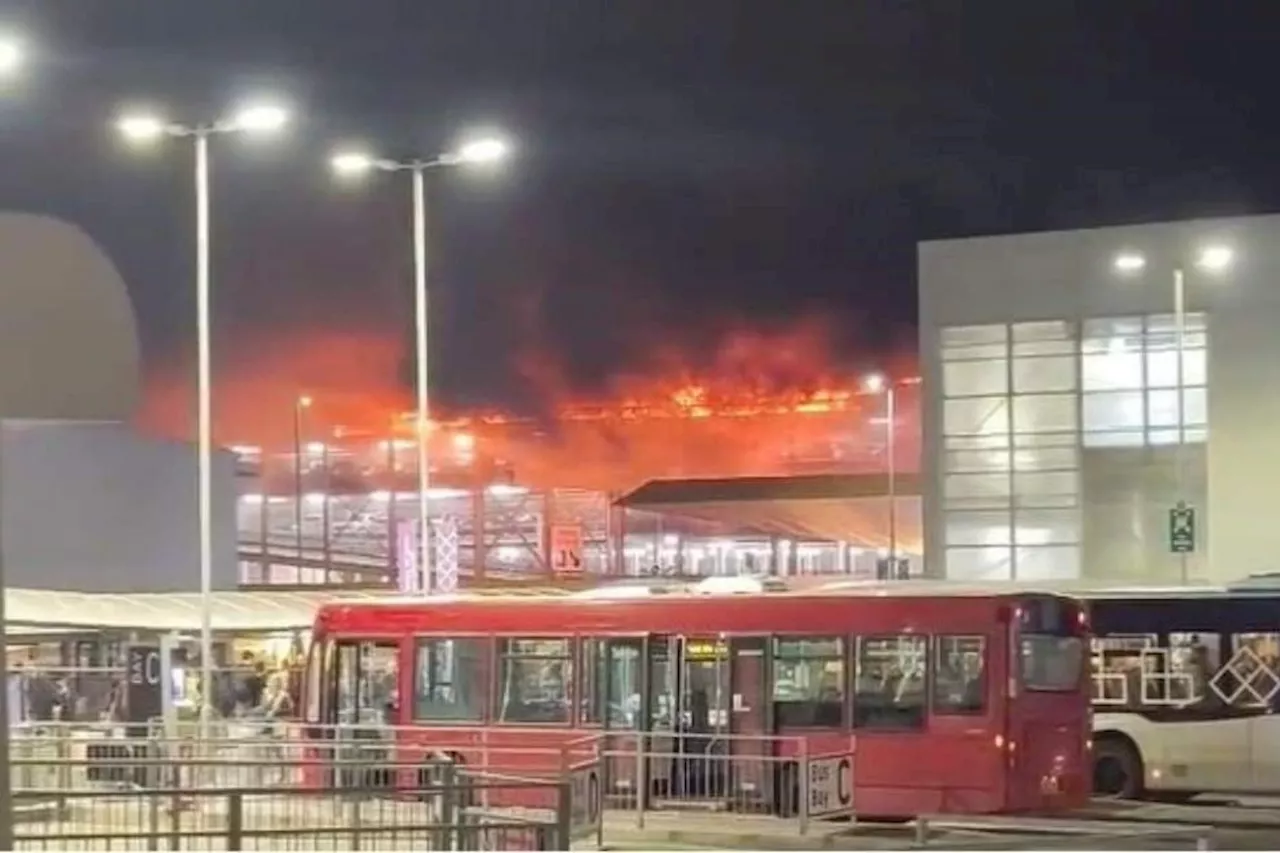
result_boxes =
[1082,391,1144,433]
[854,636,928,730]
[335,641,399,725]
[496,638,573,724]
[1013,545,1081,580]
[1147,348,1207,388]
[945,449,1010,474]
[1012,356,1075,393]
[772,637,844,727]
[942,324,1007,347]
[945,434,1010,451]
[943,359,1008,397]
[1147,388,1207,428]
[1083,430,1145,448]
[945,511,1011,546]
[414,638,487,722]
[943,397,1009,437]
[1013,470,1077,498]
[1020,635,1084,691]
[933,636,986,715]
[1014,508,1080,545]
[1013,320,1071,341]
[1081,351,1143,391]
[945,546,1012,581]
[1081,316,1144,353]
[1012,394,1077,434]
[944,473,1010,502]
[1013,446,1078,471]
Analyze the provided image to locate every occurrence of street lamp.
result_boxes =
[863,373,898,577]
[293,395,312,566]
[329,134,510,594]
[117,99,290,734]
[1112,244,1234,582]
[0,33,25,78]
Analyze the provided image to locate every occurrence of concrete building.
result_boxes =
[0,213,238,591]
[918,214,1279,585]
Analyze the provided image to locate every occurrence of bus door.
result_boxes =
[727,636,772,808]
[674,636,731,802]
[322,639,401,790]
[599,637,646,806]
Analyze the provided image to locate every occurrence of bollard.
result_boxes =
[798,751,810,834]
[1196,833,1213,851]
[914,816,929,848]
[146,791,160,852]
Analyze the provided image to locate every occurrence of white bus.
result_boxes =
[1086,575,1280,799]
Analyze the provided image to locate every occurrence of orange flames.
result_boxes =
[137,318,919,493]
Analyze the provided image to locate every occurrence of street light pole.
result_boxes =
[329,136,511,595]
[194,129,213,734]
[411,164,431,594]
[117,101,289,736]
[1173,266,1187,584]
[886,384,898,574]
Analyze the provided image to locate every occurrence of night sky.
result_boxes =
[0,1,1274,413]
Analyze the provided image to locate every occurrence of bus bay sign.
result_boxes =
[806,752,854,818]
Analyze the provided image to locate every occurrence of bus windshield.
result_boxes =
[1021,634,1085,691]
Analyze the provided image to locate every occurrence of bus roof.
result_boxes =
[320,575,1080,611]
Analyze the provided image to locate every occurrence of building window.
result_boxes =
[1081,314,1207,448]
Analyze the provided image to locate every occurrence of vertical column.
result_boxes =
[385,440,397,581]
[257,463,269,581]
[614,503,628,576]
[541,489,557,576]
[769,536,780,576]
[472,486,487,580]
[322,443,332,583]
[837,540,849,575]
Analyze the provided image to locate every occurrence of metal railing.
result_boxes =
[7,722,575,850]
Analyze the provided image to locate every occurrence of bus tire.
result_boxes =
[1093,734,1144,799]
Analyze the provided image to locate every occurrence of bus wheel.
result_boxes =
[1093,736,1143,799]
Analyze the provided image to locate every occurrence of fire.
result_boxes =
[136,318,919,493]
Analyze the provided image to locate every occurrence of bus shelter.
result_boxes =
[3,588,390,724]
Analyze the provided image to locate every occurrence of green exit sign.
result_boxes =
[1169,502,1196,554]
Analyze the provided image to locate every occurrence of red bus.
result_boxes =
[302,577,1091,818]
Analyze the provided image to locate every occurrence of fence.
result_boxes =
[7,722,575,850]
[5,721,865,846]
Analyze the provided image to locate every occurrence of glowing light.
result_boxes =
[117,113,168,143]
[1113,252,1146,273]
[331,150,376,176]
[0,35,25,76]
[230,102,289,134]
[1196,245,1234,273]
[455,137,509,164]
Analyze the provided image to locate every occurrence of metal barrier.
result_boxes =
[7,722,573,850]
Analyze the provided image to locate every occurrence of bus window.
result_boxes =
[854,635,927,730]
[581,640,642,728]
[496,638,573,725]
[333,641,399,725]
[1223,633,1280,707]
[933,635,986,715]
[772,636,844,727]
[1020,634,1084,691]
[414,638,487,722]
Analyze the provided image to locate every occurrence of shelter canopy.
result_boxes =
[617,473,923,552]
[3,588,389,632]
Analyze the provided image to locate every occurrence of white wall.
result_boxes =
[0,421,237,592]
[918,214,1280,584]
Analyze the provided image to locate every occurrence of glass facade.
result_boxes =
[940,314,1207,581]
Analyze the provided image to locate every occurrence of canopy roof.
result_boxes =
[3,588,390,633]
[617,474,923,552]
